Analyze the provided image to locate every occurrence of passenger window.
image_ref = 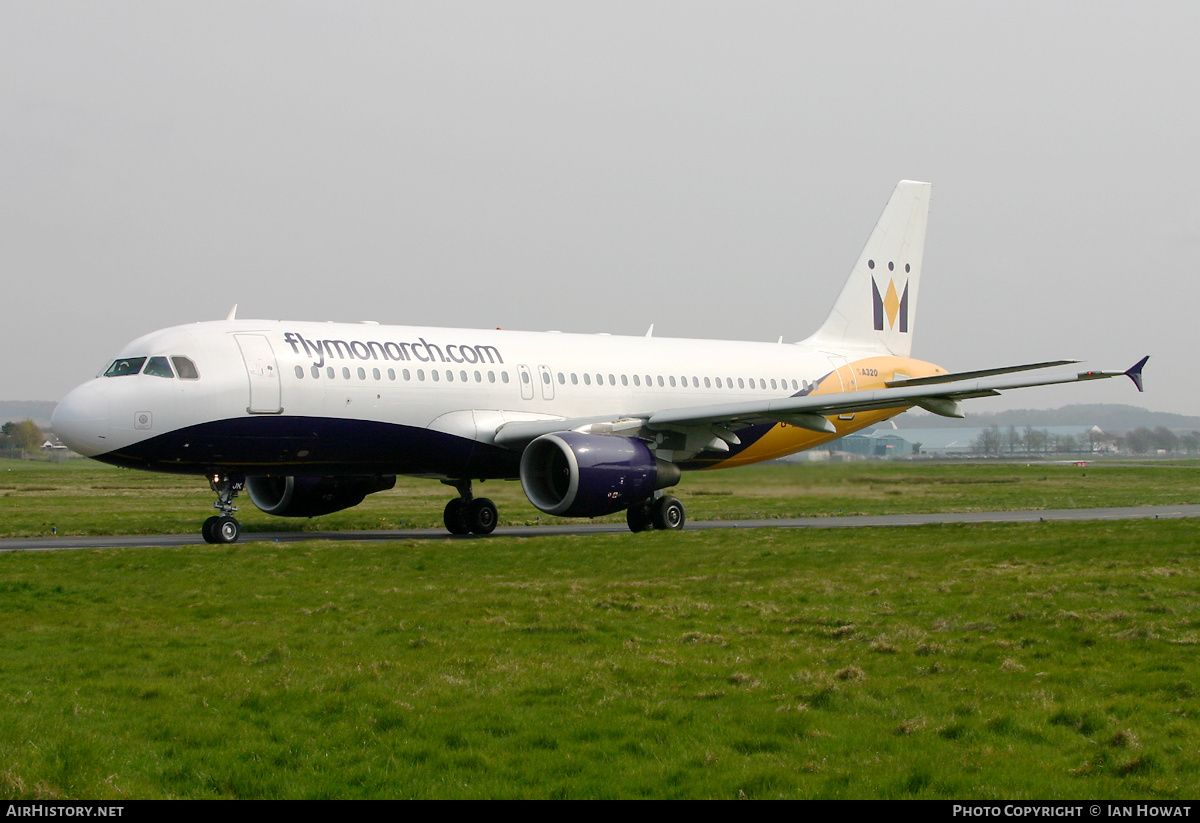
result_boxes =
[295,366,304,379]
[172,357,200,379]
[104,358,146,377]
[143,357,174,378]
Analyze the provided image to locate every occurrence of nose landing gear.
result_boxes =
[202,475,243,544]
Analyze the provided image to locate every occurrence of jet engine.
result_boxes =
[246,475,397,517]
[519,432,680,517]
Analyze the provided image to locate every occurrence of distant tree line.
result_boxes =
[1121,427,1200,455]
[0,420,46,452]
[971,425,1200,456]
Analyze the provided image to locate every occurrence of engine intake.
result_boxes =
[519,432,680,517]
[246,475,396,517]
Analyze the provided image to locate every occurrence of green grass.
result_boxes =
[0,457,1196,538]
[1,517,1198,798]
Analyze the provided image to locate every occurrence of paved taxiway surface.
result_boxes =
[3,504,1199,552]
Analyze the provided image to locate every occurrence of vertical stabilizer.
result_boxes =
[808,181,931,357]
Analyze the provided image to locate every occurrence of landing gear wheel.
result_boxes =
[626,501,654,533]
[204,515,240,543]
[651,496,686,531]
[443,499,471,535]
[214,515,241,544]
[465,498,498,535]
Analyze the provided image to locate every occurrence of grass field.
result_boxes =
[1,456,1198,538]
[0,458,1198,798]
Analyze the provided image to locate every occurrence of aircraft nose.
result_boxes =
[52,381,111,457]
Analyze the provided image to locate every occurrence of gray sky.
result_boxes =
[3,1,1197,415]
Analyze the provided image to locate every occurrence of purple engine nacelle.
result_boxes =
[519,432,681,517]
[247,474,397,517]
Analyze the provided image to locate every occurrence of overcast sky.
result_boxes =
[3,1,1197,415]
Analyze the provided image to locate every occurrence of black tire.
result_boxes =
[651,496,686,531]
[214,516,241,544]
[443,499,471,535]
[466,498,498,535]
[626,501,654,533]
[202,516,220,544]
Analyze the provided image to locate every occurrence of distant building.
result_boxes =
[830,430,915,457]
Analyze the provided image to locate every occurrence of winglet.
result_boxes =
[1125,356,1149,392]
[226,304,238,321]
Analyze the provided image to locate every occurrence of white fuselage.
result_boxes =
[52,318,936,478]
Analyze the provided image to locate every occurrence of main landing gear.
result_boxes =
[442,479,498,536]
[625,494,686,533]
[202,474,243,544]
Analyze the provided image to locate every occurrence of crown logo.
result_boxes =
[872,277,909,332]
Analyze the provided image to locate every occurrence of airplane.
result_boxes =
[52,181,1148,543]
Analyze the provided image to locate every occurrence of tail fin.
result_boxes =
[808,180,931,357]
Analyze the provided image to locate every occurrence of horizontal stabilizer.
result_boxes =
[887,360,1076,388]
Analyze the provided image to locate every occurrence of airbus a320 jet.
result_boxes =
[53,181,1147,542]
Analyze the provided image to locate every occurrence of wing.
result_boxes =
[492,357,1148,452]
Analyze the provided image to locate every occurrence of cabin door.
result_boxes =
[235,334,283,414]
[538,365,555,400]
[517,364,535,401]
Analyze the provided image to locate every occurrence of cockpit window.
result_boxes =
[143,356,174,378]
[104,358,146,377]
[171,356,199,379]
